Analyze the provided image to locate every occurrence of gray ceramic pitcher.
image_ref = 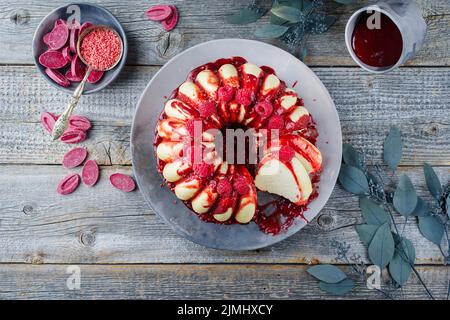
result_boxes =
[345,0,427,73]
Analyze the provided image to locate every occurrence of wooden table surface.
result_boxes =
[0,0,449,300]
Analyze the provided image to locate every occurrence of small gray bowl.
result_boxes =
[32,3,128,94]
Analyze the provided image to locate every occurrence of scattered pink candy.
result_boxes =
[110,173,136,192]
[68,115,92,131]
[57,173,81,195]
[161,5,179,31]
[44,68,70,87]
[40,112,58,132]
[146,5,173,21]
[60,130,87,144]
[82,160,100,187]
[146,4,179,32]
[62,147,88,168]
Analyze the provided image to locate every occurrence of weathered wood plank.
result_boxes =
[0,164,447,264]
[0,264,448,300]
[0,66,449,166]
[0,0,448,66]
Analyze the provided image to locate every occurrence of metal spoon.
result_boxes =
[51,25,124,140]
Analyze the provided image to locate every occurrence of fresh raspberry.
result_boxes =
[217,178,232,196]
[233,176,250,195]
[193,162,214,178]
[255,101,273,118]
[198,101,217,118]
[235,88,253,107]
[218,86,235,103]
[214,197,233,214]
[278,146,295,162]
[267,115,285,130]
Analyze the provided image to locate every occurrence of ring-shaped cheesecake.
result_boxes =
[154,57,322,234]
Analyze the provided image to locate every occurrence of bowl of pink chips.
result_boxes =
[32,3,128,94]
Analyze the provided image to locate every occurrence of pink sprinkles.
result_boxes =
[80,29,121,70]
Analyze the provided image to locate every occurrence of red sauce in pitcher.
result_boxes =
[352,12,403,68]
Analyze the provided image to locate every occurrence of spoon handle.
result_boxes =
[51,68,92,140]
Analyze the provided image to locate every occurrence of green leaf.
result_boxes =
[226,8,265,25]
[255,24,290,39]
[389,236,415,286]
[270,13,287,25]
[359,197,391,225]
[423,163,442,200]
[396,237,416,264]
[318,278,355,295]
[368,223,395,269]
[307,265,347,284]
[418,215,444,246]
[393,175,418,216]
[389,250,412,286]
[355,224,379,247]
[339,164,369,195]
[383,127,403,171]
[333,0,357,4]
[271,5,304,23]
[342,143,364,170]
[411,197,430,217]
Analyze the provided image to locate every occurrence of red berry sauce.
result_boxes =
[352,12,403,68]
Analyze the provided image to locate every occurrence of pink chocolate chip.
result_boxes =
[45,68,71,87]
[57,173,81,195]
[146,5,173,21]
[110,173,136,192]
[161,5,179,31]
[59,130,87,144]
[68,115,92,131]
[62,147,88,168]
[82,159,100,187]
[40,112,58,133]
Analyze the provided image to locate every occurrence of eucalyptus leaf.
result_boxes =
[411,197,430,217]
[368,223,395,269]
[383,127,403,171]
[393,175,418,216]
[418,215,444,246]
[355,224,378,247]
[359,197,391,225]
[270,13,287,25]
[339,164,369,195]
[318,278,355,295]
[307,265,347,284]
[396,237,416,263]
[226,8,265,25]
[423,163,442,200]
[389,250,412,286]
[271,5,304,23]
[342,143,364,170]
[389,236,415,285]
[255,24,290,38]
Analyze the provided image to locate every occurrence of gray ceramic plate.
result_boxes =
[32,3,127,94]
[131,39,342,250]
